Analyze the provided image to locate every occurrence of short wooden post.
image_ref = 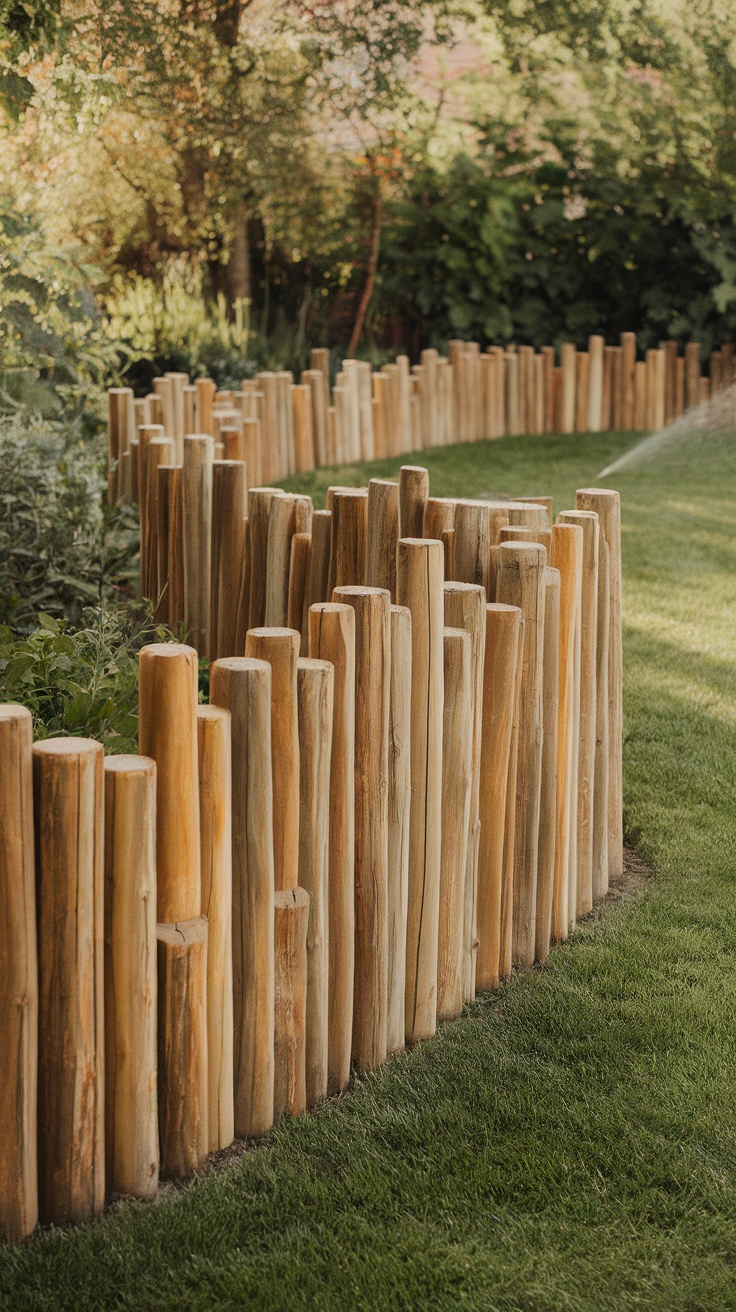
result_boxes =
[423,497,455,541]
[663,340,678,424]
[157,917,208,1177]
[273,887,309,1119]
[454,500,493,597]
[366,478,399,600]
[0,706,37,1240]
[296,658,333,1107]
[436,628,472,1022]
[560,343,576,433]
[292,383,315,473]
[386,604,411,1052]
[288,531,312,653]
[329,489,368,592]
[602,346,616,429]
[685,341,701,410]
[182,434,214,656]
[443,583,486,1002]
[210,658,275,1138]
[576,488,623,880]
[332,586,390,1070]
[397,539,444,1043]
[549,524,582,941]
[587,335,604,431]
[634,360,647,430]
[248,487,282,629]
[196,706,234,1152]
[558,509,599,918]
[211,460,247,661]
[33,738,104,1224]
[138,643,201,922]
[399,465,429,538]
[534,569,560,963]
[475,605,521,991]
[308,509,332,611]
[196,377,215,435]
[308,603,356,1090]
[265,494,298,628]
[575,351,590,431]
[496,543,546,967]
[104,756,158,1200]
[621,332,636,430]
[245,627,301,891]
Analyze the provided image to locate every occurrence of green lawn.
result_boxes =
[3,428,736,1311]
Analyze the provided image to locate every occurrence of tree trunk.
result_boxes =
[348,182,382,357]
[228,200,252,304]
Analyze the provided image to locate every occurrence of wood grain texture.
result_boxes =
[399,465,429,539]
[308,603,356,1091]
[329,490,368,593]
[366,479,399,601]
[104,756,158,1199]
[265,494,298,628]
[534,568,560,963]
[248,488,283,630]
[156,917,208,1178]
[245,628,300,892]
[387,604,411,1052]
[182,434,214,656]
[0,706,38,1240]
[288,532,312,653]
[33,738,104,1224]
[437,628,472,1021]
[210,658,275,1138]
[499,637,524,980]
[307,509,332,611]
[210,460,247,660]
[138,643,201,923]
[273,887,309,1119]
[592,536,610,902]
[549,524,583,942]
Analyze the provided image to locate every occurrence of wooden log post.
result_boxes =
[248,487,283,629]
[156,918,208,1178]
[366,478,400,601]
[500,634,524,980]
[587,335,604,432]
[210,658,275,1138]
[265,494,298,628]
[182,434,214,657]
[386,604,411,1052]
[145,437,173,602]
[196,706,234,1153]
[273,887,310,1120]
[245,628,301,891]
[475,605,521,991]
[211,460,247,661]
[592,536,610,902]
[685,341,701,410]
[495,543,546,967]
[436,628,472,1022]
[292,383,315,473]
[621,332,636,430]
[329,489,368,592]
[161,465,184,627]
[560,343,576,433]
[576,488,623,881]
[332,586,390,1069]
[423,496,455,542]
[308,509,332,611]
[138,643,201,922]
[33,738,104,1224]
[234,515,251,656]
[296,659,333,1108]
[454,500,493,598]
[397,539,444,1043]
[0,706,38,1240]
[575,351,590,431]
[399,465,429,539]
[443,583,486,1002]
[288,531,312,654]
[558,509,599,918]
[195,377,215,436]
[534,568,560,963]
[104,756,158,1200]
[308,603,356,1090]
[549,524,582,941]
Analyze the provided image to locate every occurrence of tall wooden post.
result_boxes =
[265,494,299,628]
[288,532,312,653]
[329,489,368,592]
[621,332,636,430]
[308,603,356,1091]
[399,465,429,538]
[33,738,104,1224]
[587,335,604,431]
[0,705,37,1240]
[549,524,582,940]
[397,539,444,1043]
[296,659,334,1108]
[211,460,246,660]
[273,888,309,1120]
[332,586,390,1070]
[104,756,158,1200]
[308,509,332,611]
[161,465,184,627]
[248,487,283,629]
[496,542,546,967]
[245,628,300,891]
[454,501,493,597]
[366,478,399,601]
[138,643,201,922]
[534,569,560,963]
[560,343,576,433]
[182,434,214,656]
[475,605,521,991]
[437,628,472,1021]
[156,918,208,1177]
[387,604,411,1052]
[592,536,610,901]
[500,639,524,979]
[576,488,623,880]
[210,658,275,1138]
[196,706,234,1152]
[443,583,486,1001]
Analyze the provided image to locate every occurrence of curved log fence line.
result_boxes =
[108,334,728,501]
[0,462,622,1243]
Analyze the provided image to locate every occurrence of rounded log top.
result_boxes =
[333,488,368,499]
[32,737,103,756]
[309,602,354,614]
[398,537,441,548]
[246,627,300,641]
[444,581,485,595]
[211,656,271,675]
[104,754,155,774]
[576,487,619,500]
[157,916,208,947]
[497,541,546,556]
[333,585,390,599]
[0,703,32,722]
[212,459,244,469]
[139,642,198,660]
[486,602,523,615]
[559,508,599,521]
[196,704,230,722]
[297,658,333,674]
[274,887,310,910]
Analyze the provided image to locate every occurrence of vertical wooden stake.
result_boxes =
[308,509,333,611]
[560,343,576,433]
[332,586,390,1070]
[0,706,37,1240]
[196,706,234,1152]
[157,917,208,1178]
[397,539,444,1043]
[534,569,560,963]
[288,532,312,653]
[437,628,472,1021]
[138,643,201,922]
[443,583,486,1002]
[308,603,356,1091]
[182,434,214,657]
[549,524,582,941]
[621,332,636,430]
[423,497,456,541]
[248,487,283,629]
[592,536,610,902]
[211,460,247,661]
[366,478,399,601]
[386,604,411,1052]
[454,501,492,597]
[399,465,429,538]
[587,335,604,431]
[496,543,546,967]
[33,738,104,1224]
[245,627,301,891]
[329,490,368,592]
[273,887,309,1119]
[210,658,275,1138]
[475,605,521,991]
[499,638,524,980]
[265,494,298,628]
